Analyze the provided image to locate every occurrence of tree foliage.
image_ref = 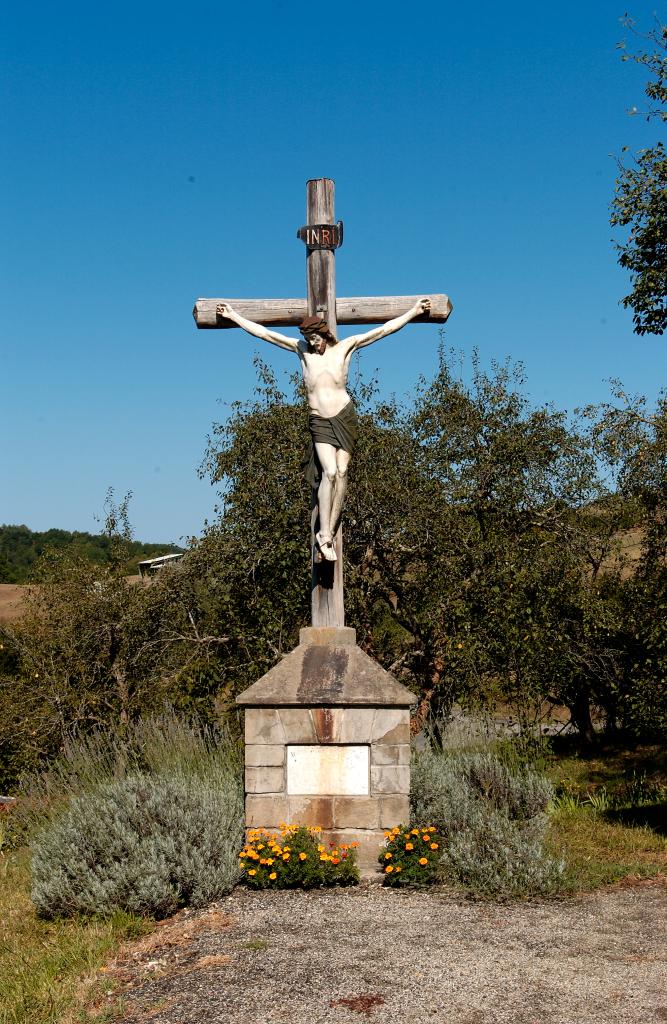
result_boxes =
[611,15,667,336]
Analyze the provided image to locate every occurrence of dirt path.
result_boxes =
[95,879,667,1024]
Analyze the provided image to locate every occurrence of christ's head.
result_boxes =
[299,315,336,353]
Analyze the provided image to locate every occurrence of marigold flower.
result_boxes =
[299,852,307,861]
[429,826,437,832]
[405,842,414,851]
[260,858,268,865]
[257,844,265,851]
[240,862,246,869]
[269,872,277,880]
[419,857,428,865]
[430,843,439,850]
[351,842,359,848]
[331,857,340,865]
[267,858,274,865]
[320,854,329,861]
[282,853,290,861]
[385,865,394,873]
[384,852,393,860]
[411,829,419,836]
[317,844,325,853]
[395,865,402,872]
[422,835,430,842]
[248,869,257,876]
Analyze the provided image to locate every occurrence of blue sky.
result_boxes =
[1,1,665,543]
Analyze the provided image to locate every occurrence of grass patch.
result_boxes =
[546,738,667,891]
[0,847,151,1024]
[548,806,667,890]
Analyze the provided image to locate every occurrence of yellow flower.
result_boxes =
[282,853,290,861]
[257,844,265,851]
[384,852,393,860]
[405,842,414,851]
[299,852,307,861]
[419,857,428,866]
[269,872,277,880]
[248,869,257,876]
[428,826,437,832]
[320,854,329,861]
[267,858,274,865]
[240,862,246,869]
[395,865,402,873]
[430,842,439,850]
[385,865,394,873]
[411,829,419,836]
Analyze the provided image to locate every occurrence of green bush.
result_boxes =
[32,772,243,919]
[411,749,564,897]
[240,826,359,889]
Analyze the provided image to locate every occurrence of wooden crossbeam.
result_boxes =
[193,294,453,330]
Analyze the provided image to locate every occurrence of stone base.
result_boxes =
[237,628,417,877]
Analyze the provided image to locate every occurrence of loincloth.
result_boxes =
[302,399,359,488]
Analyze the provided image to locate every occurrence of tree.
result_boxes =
[611,15,667,336]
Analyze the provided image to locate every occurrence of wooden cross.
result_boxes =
[193,178,452,629]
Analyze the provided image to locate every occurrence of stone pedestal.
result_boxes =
[236,627,416,873]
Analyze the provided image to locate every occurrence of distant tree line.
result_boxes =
[0,523,182,584]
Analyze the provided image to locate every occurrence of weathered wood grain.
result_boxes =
[193,294,453,329]
[307,179,345,629]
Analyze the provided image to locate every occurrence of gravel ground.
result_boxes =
[98,880,667,1024]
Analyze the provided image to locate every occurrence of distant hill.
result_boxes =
[0,524,184,584]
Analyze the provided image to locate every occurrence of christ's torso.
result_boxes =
[298,342,353,419]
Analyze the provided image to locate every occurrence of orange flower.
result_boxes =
[419,857,428,866]
[256,844,265,851]
[385,865,394,873]
[430,842,439,850]
[395,865,402,873]
[331,857,340,865]
[405,842,414,851]
[384,852,393,860]
[422,835,430,842]
[269,872,277,880]
[299,852,307,861]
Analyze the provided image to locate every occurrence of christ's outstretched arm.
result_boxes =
[217,303,299,352]
[343,298,431,352]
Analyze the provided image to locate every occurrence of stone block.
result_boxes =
[246,794,288,827]
[322,828,386,874]
[333,797,379,829]
[311,707,343,743]
[370,765,411,795]
[278,708,316,743]
[288,795,335,829]
[371,743,411,766]
[339,708,376,743]
[379,794,411,828]
[245,767,284,794]
[372,708,410,745]
[244,708,285,745]
[245,744,285,768]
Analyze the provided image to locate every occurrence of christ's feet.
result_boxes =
[316,531,337,562]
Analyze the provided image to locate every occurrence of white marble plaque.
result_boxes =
[287,745,369,796]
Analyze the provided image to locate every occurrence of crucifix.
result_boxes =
[193,178,452,629]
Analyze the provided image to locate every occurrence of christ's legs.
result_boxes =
[330,448,350,537]
[314,441,338,560]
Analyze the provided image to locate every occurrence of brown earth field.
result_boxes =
[0,584,28,624]
[88,878,667,1024]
